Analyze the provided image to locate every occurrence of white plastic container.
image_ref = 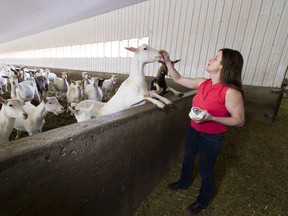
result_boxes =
[189,107,206,120]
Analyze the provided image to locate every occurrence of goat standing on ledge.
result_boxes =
[98,44,172,116]
[149,59,184,97]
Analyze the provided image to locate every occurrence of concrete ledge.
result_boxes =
[0,92,194,216]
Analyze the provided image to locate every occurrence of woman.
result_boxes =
[161,48,245,214]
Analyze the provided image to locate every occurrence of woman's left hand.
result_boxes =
[193,110,212,123]
[160,50,171,63]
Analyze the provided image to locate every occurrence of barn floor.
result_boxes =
[133,95,288,216]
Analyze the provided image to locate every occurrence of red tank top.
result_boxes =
[191,79,229,134]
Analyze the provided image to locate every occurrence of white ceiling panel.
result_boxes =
[0,0,146,44]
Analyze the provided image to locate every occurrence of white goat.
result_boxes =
[53,72,69,99]
[3,73,41,103]
[0,67,9,94]
[81,72,89,79]
[101,74,118,101]
[0,97,28,144]
[84,77,103,101]
[68,105,94,123]
[21,67,34,81]
[81,72,92,89]
[11,67,29,82]
[69,100,106,122]
[14,97,64,139]
[66,80,83,112]
[48,72,57,81]
[98,44,172,116]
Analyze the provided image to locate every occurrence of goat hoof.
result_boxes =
[157,103,165,109]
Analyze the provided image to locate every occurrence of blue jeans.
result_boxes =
[179,126,225,208]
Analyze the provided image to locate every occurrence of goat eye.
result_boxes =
[9,104,13,107]
[143,47,147,50]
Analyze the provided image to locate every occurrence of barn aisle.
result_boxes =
[134,96,288,216]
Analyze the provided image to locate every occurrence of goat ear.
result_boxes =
[43,96,47,103]
[68,106,76,114]
[0,96,6,104]
[11,68,18,75]
[125,47,137,52]
[173,59,181,64]
[70,102,77,109]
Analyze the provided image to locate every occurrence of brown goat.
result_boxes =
[149,59,184,96]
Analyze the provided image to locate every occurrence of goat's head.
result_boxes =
[4,73,20,85]
[157,59,181,76]
[60,72,68,79]
[0,97,28,119]
[11,68,21,76]
[111,75,118,84]
[69,105,94,122]
[91,77,100,85]
[82,72,89,79]
[29,70,37,78]
[43,97,64,115]
[69,80,76,86]
[125,44,162,64]
[75,80,84,89]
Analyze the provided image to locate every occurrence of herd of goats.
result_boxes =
[0,44,184,144]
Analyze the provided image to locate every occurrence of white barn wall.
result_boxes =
[0,0,287,87]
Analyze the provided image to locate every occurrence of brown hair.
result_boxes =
[219,48,244,94]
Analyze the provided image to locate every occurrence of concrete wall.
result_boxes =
[0,92,194,216]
